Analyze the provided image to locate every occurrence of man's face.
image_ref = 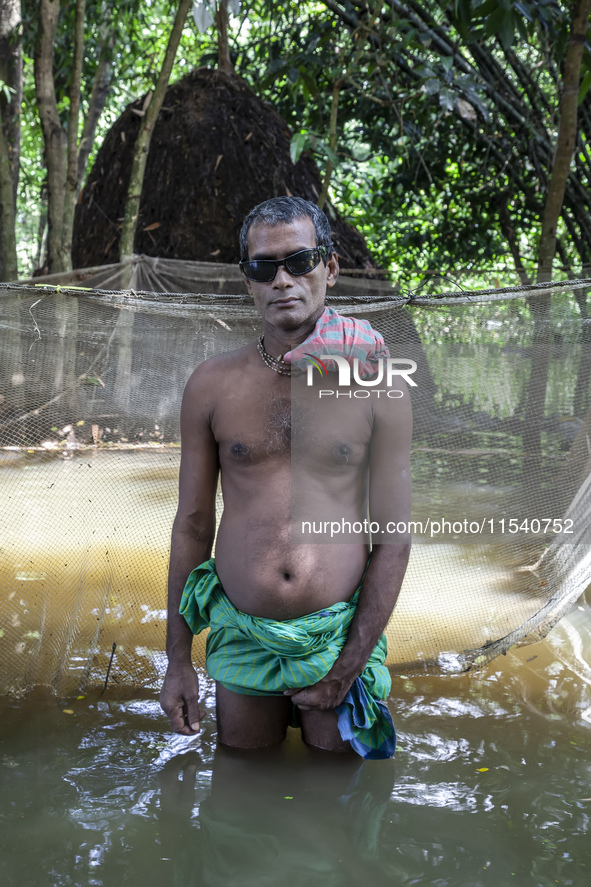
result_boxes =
[245,217,339,331]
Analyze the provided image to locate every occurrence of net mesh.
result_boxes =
[1,267,590,694]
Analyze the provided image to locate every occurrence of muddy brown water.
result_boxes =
[0,449,561,693]
[1,616,591,887]
[1,450,590,885]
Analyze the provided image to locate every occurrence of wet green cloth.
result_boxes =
[179,558,396,758]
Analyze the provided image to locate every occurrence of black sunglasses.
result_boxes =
[240,246,331,282]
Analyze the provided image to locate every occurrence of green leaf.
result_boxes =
[266,58,288,75]
[498,11,515,48]
[439,88,455,112]
[484,6,504,36]
[554,24,569,63]
[299,70,318,97]
[515,12,529,43]
[484,6,515,48]
[579,70,591,105]
[423,78,441,96]
[400,27,419,48]
[514,2,533,23]
[473,0,498,18]
[261,58,288,88]
[316,140,339,167]
[455,0,472,35]
[0,82,15,104]
[192,0,214,33]
[290,130,311,164]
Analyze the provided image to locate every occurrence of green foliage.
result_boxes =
[228,0,591,285]
[459,0,568,49]
[192,0,241,33]
[18,0,207,273]
[14,0,591,289]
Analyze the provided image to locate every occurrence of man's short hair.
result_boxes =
[239,196,334,261]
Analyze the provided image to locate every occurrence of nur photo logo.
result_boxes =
[302,354,418,398]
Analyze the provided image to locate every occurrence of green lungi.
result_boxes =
[179,558,396,758]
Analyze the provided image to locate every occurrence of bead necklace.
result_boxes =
[257,336,302,376]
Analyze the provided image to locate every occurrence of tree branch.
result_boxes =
[537,0,591,282]
[77,29,114,192]
[34,0,66,273]
[499,201,532,286]
[216,0,234,74]
[317,1,383,210]
[119,0,192,259]
[60,0,86,272]
[524,0,591,486]
[0,103,17,279]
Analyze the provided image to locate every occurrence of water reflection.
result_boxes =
[157,744,395,887]
[1,618,591,886]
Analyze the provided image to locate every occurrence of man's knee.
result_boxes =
[215,682,292,749]
[299,709,353,754]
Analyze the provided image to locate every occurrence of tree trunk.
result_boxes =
[59,0,86,273]
[76,32,113,191]
[500,202,532,286]
[35,0,114,273]
[0,105,17,278]
[119,0,192,260]
[34,193,48,273]
[0,0,22,280]
[0,293,23,415]
[537,0,591,281]
[216,1,234,74]
[34,0,67,274]
[53,292,79,413]
[523,0,591,486]
[317,78,342,211]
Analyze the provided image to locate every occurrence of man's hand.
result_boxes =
[283,672,354,711]
[160,662,205,735]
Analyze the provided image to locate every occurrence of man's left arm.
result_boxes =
[287,382,412,710]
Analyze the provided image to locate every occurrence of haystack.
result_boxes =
[73,68,376,269]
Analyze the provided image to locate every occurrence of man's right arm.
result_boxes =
[160,364,220,735]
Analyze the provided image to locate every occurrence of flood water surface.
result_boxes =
[1,613,591,887]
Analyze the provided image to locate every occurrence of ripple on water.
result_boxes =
[0,612,590,886]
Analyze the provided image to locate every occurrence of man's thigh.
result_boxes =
[215,682,293,748]
[299,709,353,754]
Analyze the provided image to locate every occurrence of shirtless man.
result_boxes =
[159,197,412,753]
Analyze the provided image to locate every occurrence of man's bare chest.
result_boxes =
[212,384,373,470]
[211,385,291,465]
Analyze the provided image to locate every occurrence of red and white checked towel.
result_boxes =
[284,306,389,378]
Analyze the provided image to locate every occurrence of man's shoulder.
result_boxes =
[185,343,256,388]
[370,376,413,436]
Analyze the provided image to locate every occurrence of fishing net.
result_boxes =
[1,259,590,695]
